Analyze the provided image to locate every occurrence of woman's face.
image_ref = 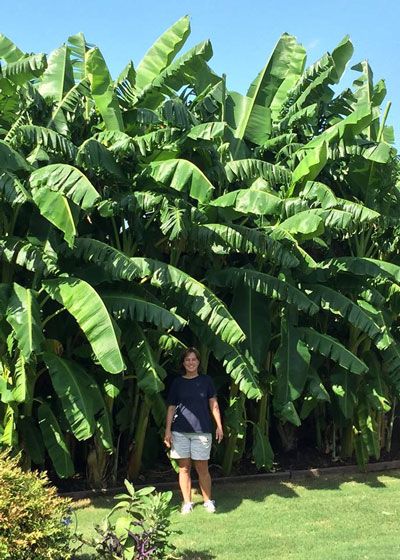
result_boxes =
[183,352,200,374]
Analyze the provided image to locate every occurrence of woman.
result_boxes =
[164,347,223,514]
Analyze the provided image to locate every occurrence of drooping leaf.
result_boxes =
[0,140,32,172]
[101,290,186,330]
[38,402,74,478]
[128,323,165,395]
[12,355,27,403]
[74,238,247,347]
[3,53,47,85]
[32,187,77,248]
[76,138,125,179]
[12,125,77,160]
[274,313,311,409]
[306,284,386,349]
[19,417,45,465]
[210,268,319,316]
[297,327,368,374]
[0,34,24,63]
[6,283,44,360]
[252,422,274,470]
[210,188,283,216]
[42,277,125,374]
[225,159,291,189]
[44,352,98,440]
[142,159,214,202]
[30,164,101,210]
[0,172,30,206]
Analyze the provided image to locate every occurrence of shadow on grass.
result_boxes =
[72,550,215,560]
[72,470,400,517]
[178,550,216,559]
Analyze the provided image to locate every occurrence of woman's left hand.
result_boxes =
[215,426,224,443]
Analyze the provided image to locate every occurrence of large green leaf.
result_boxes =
[143,159,214,202]
[6,283,44,360]
[290,141,328,192]
[191,223,298,269]
[225,159,291,189]
[228,33,306,153]
[274,313,310,410]
[297,327,368,374]
[37,45,74,102]
[30,164,100,210]
[18,417,45,465]
[32,187,76,248]
[210,188,283,216]
[12,355,27,403]
[42,277,125,374]
[306,284,386,348]
[210,268,319,316]
[252,422,274,470]
[12,125,77,160]
[0,34,24,63]
[3,54,47,85]
[44,352,97,440]
[139,41,219,107]
[128,323,165,395]
[248,33,306,111]
[230,284,271,369]
[187,122,226,141]
[135,15,190,91]
[279,210,325,240]
[47,78,90,135]
[76,138,125,179]
[0,236,59,276]
[38,402,74,478]
[216,343,261,400]
[0,172,30,206]
[225,91,271,147]
[74,238,246,347]
[86,47,124,131]
[0,140,32,172]
[331,367,357,419]
[101,290,186,330]
[67,32,93,82]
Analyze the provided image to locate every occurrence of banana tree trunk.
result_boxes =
[127,395,151,480]
[222,383,242,476]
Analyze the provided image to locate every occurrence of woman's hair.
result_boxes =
[181,347,201,371]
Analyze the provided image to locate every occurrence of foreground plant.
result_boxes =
[0,452,72,560]
[77,480,177,559]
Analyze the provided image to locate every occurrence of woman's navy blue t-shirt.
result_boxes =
[167,374,217,433]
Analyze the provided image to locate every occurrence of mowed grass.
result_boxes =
[74,470,400,560]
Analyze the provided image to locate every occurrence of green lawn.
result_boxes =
[74,470,400,560]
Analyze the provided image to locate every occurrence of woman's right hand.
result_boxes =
[164,430,172,448]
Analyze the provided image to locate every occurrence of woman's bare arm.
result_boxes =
[164,405,176,448]
[209,397,223,443]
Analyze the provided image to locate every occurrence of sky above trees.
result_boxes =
[2,0,399,138]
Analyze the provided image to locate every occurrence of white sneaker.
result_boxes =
[181,502,194,515]
[203,500,216,513]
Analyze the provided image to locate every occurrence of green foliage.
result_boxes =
[0,17,398,483]
[79,480,177,559]
[0,452,72,560]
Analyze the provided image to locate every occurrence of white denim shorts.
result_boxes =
[170,431,212,460]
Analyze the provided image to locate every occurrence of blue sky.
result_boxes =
[2,0,399,137]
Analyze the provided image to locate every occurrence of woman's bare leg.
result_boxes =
[193,460,212,502]
[178,458,192,503]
